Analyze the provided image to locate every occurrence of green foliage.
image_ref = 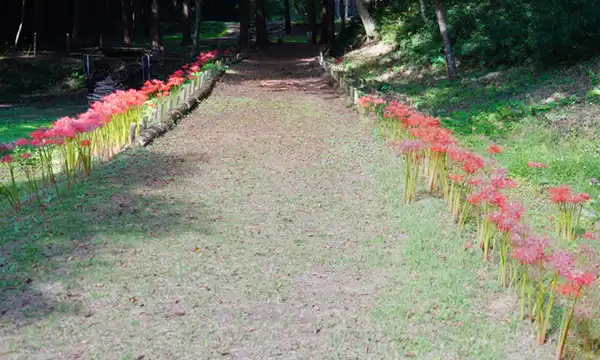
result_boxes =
[376,0,600,67]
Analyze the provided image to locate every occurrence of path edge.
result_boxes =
[137,51,251,147]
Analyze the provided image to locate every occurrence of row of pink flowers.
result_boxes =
[359,95,599,360]
[0,49,229,213]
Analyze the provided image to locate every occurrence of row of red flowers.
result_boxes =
[0,49,231,214]
[358,95,599,360]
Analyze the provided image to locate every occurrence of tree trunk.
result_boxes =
[340,0,345,32]
[284,0,291,35]
[132,0,143,37]
[420,0,427,22]
[433,0,457,80]
[181,0,191,44]
[255,0,268,46]
[150,0,162,49]
[355,0,377,39]
[328,0,335,44]
[34,0,42,33]
[121,0,133,46]
[238,0,250,49]
[308,0,317,44]
[73,0,81,47]
[173,0,179,18]
[319,0,328,44]
[193,0,202,47]
[345,0,349,19]
[142,0,152,38]
[14,0,26,47]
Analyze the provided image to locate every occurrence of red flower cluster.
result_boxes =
[548,185,590,204]
[141,49,220,98]
[357,94,599,356]
[0,48,230,214]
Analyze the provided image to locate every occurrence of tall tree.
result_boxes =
[255,0,268,46]
[339,0,345,32]
[150,0,162,49]
[132,0,143,37]
[328,0,335,44]
[121,0,133,46]
[355,0,377,39]
[284,0,291,35]
[319,0,328,44]
[307,0,317,44]
[419,0,427,22]
[238,0,250,49]
[433,0,457,79]
[181,0,191,44]
[34,0,42,34]
[14,0,26,47]
[72,0,80,47]
[193,0,203,48]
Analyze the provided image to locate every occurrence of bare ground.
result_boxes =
[0,44,554,359]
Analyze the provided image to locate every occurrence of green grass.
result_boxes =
[163,22,230,43]
[268,34,321,43]
[0,60,556,359]
[341,46,600,222]
[0,103,88,143]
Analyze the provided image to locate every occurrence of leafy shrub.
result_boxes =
[376,0,600,68]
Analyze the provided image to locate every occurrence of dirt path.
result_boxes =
[0,44,552,359]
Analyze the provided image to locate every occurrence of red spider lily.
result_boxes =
[357,96,374,108]
[548,185,572,203]
[558,282,581,297]
[527,161,548,168]
[1,155,13,163]
[449,173,464,183]
[79,140,91,147]
[487,145,502,154]
[571,192,591,204]
[583,231,597,240]
[513,236,549,265]
[21,153,31,160]
[15,138,30,147]
[548,186,590,241]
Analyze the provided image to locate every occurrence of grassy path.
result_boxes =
[0,45,552,359]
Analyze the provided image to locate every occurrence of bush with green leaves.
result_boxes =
[376,0,600,67]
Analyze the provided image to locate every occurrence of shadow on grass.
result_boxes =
[344,45,597,136]
[0,146,216,329]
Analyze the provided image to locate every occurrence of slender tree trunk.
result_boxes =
[340,0,345,32]
[238,0,250,49]
[150,0,162,49]
[255,0,268,46]
[328,0,335,44]
[14,0,26,47]
[142,0,152,38]
[121,0,133,46]
[173,0,179,18]
[308,0,317,44]
[34,0,42,33]
[420,0,427,22]
[319,0,328,44]
[132,0,143,37]
[345,0,349,19]
[355,0,377,39]
[284,0,291,35]
[433,0,457,79]
[72,0,80,48]
[181,0,191,44]
[193,0,202,47]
